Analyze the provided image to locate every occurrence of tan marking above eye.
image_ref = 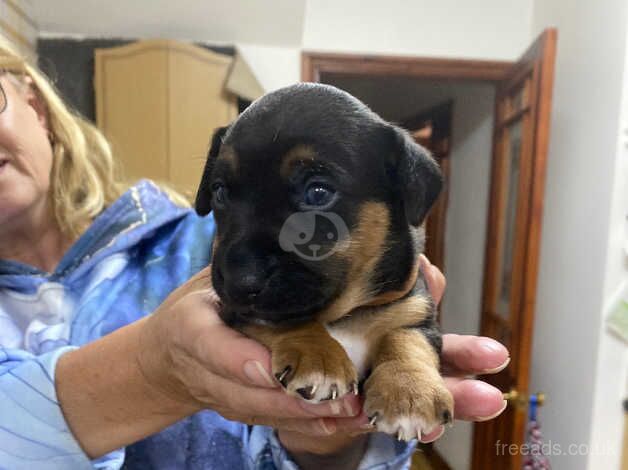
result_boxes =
[280,144,319,179]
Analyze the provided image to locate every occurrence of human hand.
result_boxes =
[137,267,365,443]
[138,259,509,456]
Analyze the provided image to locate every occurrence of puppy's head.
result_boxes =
[196,83,442,326]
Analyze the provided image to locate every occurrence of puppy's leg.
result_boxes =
[364,323,453,441]
[243,323,358,402]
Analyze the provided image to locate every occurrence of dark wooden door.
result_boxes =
[471,29,557,470]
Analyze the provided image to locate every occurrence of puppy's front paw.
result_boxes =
[364,362,453,441]
[272,334,358,403]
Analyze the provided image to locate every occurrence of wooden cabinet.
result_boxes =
[94,39,237,200]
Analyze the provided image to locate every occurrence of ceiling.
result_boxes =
[31,0,306,47]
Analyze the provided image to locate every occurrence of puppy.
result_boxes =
[195,83,453,440]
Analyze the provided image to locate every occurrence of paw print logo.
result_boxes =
[279,211,350,260]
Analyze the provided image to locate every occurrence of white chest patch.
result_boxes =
[325,325,370,378]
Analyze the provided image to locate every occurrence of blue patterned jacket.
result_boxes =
[0,181,414,470]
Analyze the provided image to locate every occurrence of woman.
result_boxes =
[0,39,509,470]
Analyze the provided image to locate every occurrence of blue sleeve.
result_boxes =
[247,426,416,470]
[0,347,124,470]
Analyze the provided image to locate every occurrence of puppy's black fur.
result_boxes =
[196,83,441,326]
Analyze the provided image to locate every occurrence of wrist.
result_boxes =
[136,313,203,411]
[56,316,199,458]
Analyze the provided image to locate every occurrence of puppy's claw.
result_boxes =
[350,382,359,396]
[396,430,404,441]
[330,384,338,401]
[275,366,292,386]
[368,413,378,426]
[296,385,316,400]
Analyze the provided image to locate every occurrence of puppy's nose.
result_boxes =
[223,260,278,304]
[235,273,266,302]
[223,238,280,304]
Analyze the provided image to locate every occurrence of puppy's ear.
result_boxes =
[195,126,229,216]
[390,127,443,226]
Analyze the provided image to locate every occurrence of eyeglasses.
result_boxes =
[0,80,5,114]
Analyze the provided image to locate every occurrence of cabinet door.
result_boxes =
[95,39,237,199]
[168,42,238,200]
[95,41,170,185]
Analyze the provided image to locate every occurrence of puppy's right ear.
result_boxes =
[195,126,229,216]
[389,126,443,226]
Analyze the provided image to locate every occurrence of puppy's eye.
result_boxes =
[302,183,336,208]
[211,182,228,208]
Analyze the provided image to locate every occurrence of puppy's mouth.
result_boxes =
[216,278,337,326]
[230,307,318,327]
[224,292,332,325]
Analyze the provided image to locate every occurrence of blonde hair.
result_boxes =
[0,38,188,238]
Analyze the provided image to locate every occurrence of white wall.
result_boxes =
[303,0,533,61]
[531,1,628,469]
[236,44,300,92]
[237,0,536,92]
[589,8,628,468]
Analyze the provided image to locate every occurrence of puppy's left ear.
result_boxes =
[195,126,229,216]
[390,127,443,226]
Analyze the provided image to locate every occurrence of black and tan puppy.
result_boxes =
[195,83,453,440]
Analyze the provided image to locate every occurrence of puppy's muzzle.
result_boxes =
[214,235,274,301]
[218,260,277,305]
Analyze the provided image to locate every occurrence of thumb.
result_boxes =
[207,324,278,388]
[185,301,278,389]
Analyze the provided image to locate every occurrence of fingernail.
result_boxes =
[319,418,336,435]
[420,425,445,443]
[482,357,511,374]
[473,400,508,422]
[243,361,277,388]
[330,401,342,415]
[480,339,504,354]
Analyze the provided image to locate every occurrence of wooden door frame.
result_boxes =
[302,52,513,83]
